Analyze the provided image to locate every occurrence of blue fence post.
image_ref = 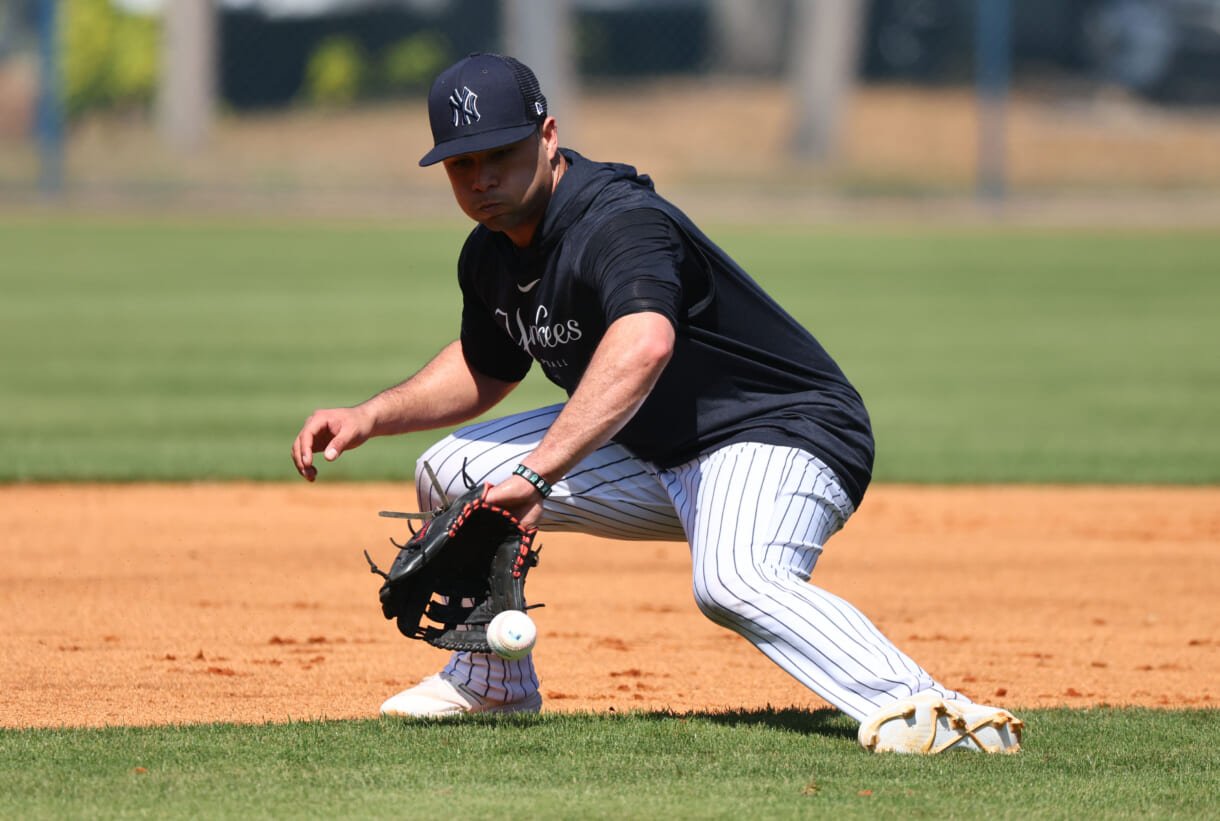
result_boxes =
[976,0,1011,202]
[35,0,64,195]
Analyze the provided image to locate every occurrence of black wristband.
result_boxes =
[513,464,553,498]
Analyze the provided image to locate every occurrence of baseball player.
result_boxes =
[291,53,1023,754]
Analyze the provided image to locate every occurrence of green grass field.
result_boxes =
[1,217,1217,483]
[2,709,1216,819]
[2,216,1217,818]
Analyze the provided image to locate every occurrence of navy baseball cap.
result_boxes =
[419,53,548,167]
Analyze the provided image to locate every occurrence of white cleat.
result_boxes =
[379,673,543,718]
[858,691,1024,754]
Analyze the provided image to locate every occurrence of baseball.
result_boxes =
[486,610,537,661]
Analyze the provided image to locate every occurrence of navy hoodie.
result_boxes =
[456,150,874,507]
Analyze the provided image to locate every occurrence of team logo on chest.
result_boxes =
[450,86,480,127]
[496,304,583,362]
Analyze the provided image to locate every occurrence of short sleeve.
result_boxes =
[459,297,531,383]
[583,209,684,326]
[457,234,532,383]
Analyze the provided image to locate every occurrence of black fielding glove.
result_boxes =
[365,468,542,653]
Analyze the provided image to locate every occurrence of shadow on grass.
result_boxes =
[643,706,856,740]
[432,705,856,741]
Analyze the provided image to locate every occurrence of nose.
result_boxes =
[472,160,497,192]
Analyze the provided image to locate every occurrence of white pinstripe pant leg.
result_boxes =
[413,404,687,703]
[657,442,963,721]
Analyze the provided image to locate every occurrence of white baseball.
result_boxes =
[486,610,537,661]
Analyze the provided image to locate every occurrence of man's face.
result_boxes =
[441,125,555,245]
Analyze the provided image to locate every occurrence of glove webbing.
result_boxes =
[448,498,539,579]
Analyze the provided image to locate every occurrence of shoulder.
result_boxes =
[582,208,682,265]
[600,207,678,235]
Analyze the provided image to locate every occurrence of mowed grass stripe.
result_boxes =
[2,220,1217,483]
[0,709,1216,819]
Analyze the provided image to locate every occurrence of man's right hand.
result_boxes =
[291,406,376,481]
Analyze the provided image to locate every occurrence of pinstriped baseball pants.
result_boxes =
[416,404,962,721]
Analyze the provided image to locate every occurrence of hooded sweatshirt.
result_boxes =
[456,149,874,507]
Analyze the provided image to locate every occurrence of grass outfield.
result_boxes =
[3,217,1216,816]
[2,217,1217,484]
[2,709,1216,819]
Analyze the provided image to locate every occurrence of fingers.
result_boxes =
[517,503,544,531]
[292,411,338,481]
[291,429,317,481]
[322,434,348,463]
[321,416,366,463]
[291,407,373,481]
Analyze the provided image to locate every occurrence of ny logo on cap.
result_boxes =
[450,86,480,127]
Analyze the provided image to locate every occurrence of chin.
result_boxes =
[477,214,515,233]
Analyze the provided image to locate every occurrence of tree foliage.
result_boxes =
[380,32,449,93]
[302,35,367,107]
[61,0,159,116]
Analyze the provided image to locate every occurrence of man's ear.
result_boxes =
[541,117,560,160]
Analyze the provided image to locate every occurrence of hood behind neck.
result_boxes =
[532,149,655,252]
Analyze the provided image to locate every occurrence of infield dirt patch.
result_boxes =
[2,484,1216,728]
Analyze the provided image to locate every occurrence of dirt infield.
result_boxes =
[2,484,1216,728]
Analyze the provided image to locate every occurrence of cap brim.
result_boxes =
[419,123,539,167]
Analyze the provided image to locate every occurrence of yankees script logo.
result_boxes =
[450,86,480,127]
[496,304,583,360]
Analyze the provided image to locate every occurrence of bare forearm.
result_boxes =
[523,313,674,481]
[293,340,514,481]
[363,340,516,436]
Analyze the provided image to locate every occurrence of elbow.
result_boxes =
[607,311,676,379]
[473,375,518,414]
[643,336,674,374]
[637,323,676,374]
